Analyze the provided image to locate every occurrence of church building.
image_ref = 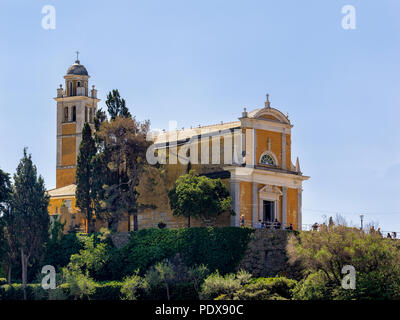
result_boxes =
[47,58,309,232]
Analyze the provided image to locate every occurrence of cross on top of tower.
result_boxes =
[75,50,80,64]
[265,93,271,108]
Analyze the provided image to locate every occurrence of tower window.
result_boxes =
[85,107,88,122]
[64,107,69,122]
[69,82,73,96]
[260,153,275,166]
[89,108,93,123]
[72,106,76,122]
[77,81,81,87]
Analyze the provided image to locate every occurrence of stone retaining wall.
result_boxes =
[237,229,298,277]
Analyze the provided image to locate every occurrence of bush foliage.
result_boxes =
[288,224,400,300]
[117,227,254,278]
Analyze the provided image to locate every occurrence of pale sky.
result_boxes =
[1,0,400,231]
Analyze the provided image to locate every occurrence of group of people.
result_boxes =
[386,232,397,239]
[310,223,398,239]
[239,215,293,230]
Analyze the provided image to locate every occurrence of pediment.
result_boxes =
[259,185,283,196]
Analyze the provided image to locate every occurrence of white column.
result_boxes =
[245,128,256,168]
[252,128,257,167]
[230,181,240,226]
[276,198,280,225]
[297,188,303,230]
[252,183,258,227]
[282,187,287,228]
[281,133,286,170]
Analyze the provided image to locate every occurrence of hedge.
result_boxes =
[142,281,199,300]
[0,282,124,300]
[0,281,196,300]
[0,284,42,300]
[0,277,297,300]
[117,227,254,278]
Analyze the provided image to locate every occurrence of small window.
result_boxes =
[64,107,69,122]
[72,106,76,122]
[77,81,81,87]
[260,153,275,166]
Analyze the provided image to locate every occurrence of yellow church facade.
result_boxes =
[47,59,309,232]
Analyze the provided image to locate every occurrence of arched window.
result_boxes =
[72,106,76,122]
[64,107,69,122]
[260,153,275,166]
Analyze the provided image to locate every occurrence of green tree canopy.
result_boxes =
[105,89,131,120]
[0,168,11,280]
[76,123,97,233]
[168,171,232,227]
[96,116,150,231]
[0,168,11,214]
[5,149,50,299]
[288,223,400,299]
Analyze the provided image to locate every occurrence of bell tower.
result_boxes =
[54,54,100,188]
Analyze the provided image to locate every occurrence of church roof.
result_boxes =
[66,60,89,76]
[151,121,240,144]
[47,184,76,198]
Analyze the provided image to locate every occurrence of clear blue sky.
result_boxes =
[1,0,400,231]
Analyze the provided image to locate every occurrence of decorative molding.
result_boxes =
[57,165,77,170]
[240,118,292,134]
[252,107,290,125]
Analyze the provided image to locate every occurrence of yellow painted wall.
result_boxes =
[286,134,292,170]
[56,168,76,188]
[256,129,282,168]
[240,181,252,227]
[61,137,76,166]
[287,188,298,229]
[62,123,76,135]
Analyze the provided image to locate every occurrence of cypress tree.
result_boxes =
[8,148,49,299]
[105,89,132,120]
[76,123,97,233]
[0,168,11,282]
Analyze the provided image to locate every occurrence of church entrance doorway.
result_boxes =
[263,200,275,222]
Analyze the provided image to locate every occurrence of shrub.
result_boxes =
[0,284,41,300]
[64,229,117,281]
[188,264,209,295]
[145,260,175,300]
[233,277,298,300]
[62,266,96,300]
[121,274,148,300]
[291,270,335,300]
[288,225,400,300]
[32,284,67,301]
[43,232,82,272]
[200,270,252,300]
[91,281,123,300]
